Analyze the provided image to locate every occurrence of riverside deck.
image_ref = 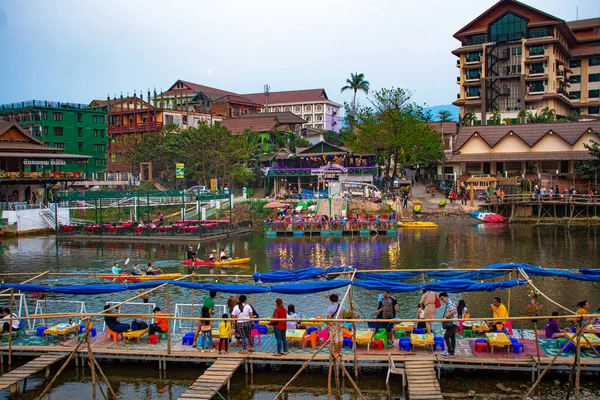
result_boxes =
[0,353,65,395]
[177,358,243,399]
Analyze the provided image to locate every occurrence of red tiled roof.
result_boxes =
[240,112,306,124]
[241,89,330,105]
[453,121,600,151]
[220,116,278,135]
[159,80,260,106]
[448,151,592,162]
[0,121,46,146]
[427,122,458,134]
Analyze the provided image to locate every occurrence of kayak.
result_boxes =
[469,211,506,223]
[180,260,214,267]
[214,258,251,266]
[101,273,181,282]
[397,222,438,229]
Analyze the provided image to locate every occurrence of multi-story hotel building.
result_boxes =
[242,89,342,132]
[453,0,600,124]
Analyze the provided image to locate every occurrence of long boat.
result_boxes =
[180,258,251,267]
[469,211,506,223]
[100,273,182,282]
[397,221,438,229]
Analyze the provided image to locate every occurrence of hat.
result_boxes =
[212,250,217,253]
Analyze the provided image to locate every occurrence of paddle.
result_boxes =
[124,258,130,266]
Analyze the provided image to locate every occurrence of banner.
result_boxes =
[210,178,217,191]
[176,163,184,179]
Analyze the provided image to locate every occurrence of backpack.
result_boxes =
[131,320,149,331]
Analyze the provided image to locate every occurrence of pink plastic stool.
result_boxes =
[147,334,159,345]
[371,340,384,350]
[251,328,262,344]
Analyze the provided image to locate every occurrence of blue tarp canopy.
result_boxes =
[271,280,352,295]
[253,268,326,283]
[422,279,525,293]
[353,280,421,292]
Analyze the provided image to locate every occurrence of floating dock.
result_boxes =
[0,353,66,395]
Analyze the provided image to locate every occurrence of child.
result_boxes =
[193,306,214,352]
[416,303,426,330]
[218,313,231,354]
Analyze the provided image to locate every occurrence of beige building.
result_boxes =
[452,0,600,124]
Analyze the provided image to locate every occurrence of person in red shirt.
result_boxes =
[150,307,168,335]
[451,192,457,204]
[269,298,288,356]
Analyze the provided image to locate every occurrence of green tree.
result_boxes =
[347,87,442,185]
[490,110,502,125]
[576,139,600,179]
[341,72,370,111]
[518,107,556,124]
[461,111,478,126]
[437,110,453,122]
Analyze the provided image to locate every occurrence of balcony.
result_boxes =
[528,49,545,58]
[456,59,460,67]
[108,121,163,135]
[528,68,545,76]
[456,76,460,84]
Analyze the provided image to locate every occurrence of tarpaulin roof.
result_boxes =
[253,268,326,283]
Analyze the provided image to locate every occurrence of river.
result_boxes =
[0,219,599,398]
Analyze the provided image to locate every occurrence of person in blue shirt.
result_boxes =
[130,264,141,276]
[111,263,122,275]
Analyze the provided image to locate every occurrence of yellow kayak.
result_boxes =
[397,222,438,229]
[101,273,181,282]
[214,257,251,266]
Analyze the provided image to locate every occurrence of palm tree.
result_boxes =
[437,110,453,122]
[490,110,502,125]
[461,111,478,126]
[502,117,513,125]
[341,73,370,109]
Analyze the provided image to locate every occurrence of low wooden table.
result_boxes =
[410,333,434,350]
[286,329,307,345]
[44,323,79,341]
[123,328,149,343]
[566,332,600,348]
[485,332,512,354]
[394,322,415,332]
[354,330,374,351]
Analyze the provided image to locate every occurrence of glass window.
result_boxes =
[570,75,581,83]
[470,35,487,45]
[54,143,64,149]
[589,90,600,99]
[53,112,63,121]
[284,106,291,112]
[529,81,544,92]
[529,63,545,74]
[589,57,600,66]
[93,116,97,123]
[316,105,323,112]
[43,126,48,135]
[274,107,280,112]
[43,111,47,120]
[466,69,481,79]
[77,113,82,123]
[466,163,482,173]
[569,91,581,100]
[589,73,600,82]
[294,106,301,113]
[466,51,481,62]
[569,59,581,68]
[77,127,83,137]
[54,127,63,136]
[78,142,84,152]
[511,47,522,55]
[467,86,481,97]
[489,12,527,42]
[305,105,312,112]
[528,27,552,39]
[589,107,600,114]
[529,45,544,56]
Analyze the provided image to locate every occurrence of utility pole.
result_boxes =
[264,84,270,112]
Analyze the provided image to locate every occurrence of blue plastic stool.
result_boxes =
[342,338,353,349]
[182,332,195,346]
[89,328,97,338]
[307,327,318,335]
[399,338,411,351]
[413,328,424,334]
[512,342,524,354]
[36,327,48,337]
[475,338,488,343]
[563,343,574,353]
[433,337,445,351]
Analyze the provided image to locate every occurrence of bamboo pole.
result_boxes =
[507,271,512,315]
[332,355,365,400]
[166,284,171,355]
[0,271,48,295]
[575,330,582,400]
[86,340,108,400]
[327,353,332,400]
[90,359,97,400]
[518,268,575,314]
[349,282,358,381]
[191,287,195,332]
[8,288,14,365]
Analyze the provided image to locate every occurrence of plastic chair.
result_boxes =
[37,327,48,337]
[374,330,388,348]
[182,332,195,346]
[563,343,574,353]
[342,337,353,349]
[251,328,262,345]
[254,322,268,335]
[371,340,384,350]
[475,342,489,353]
[512,342,524,354]
[463,328,474,338]
[104,328,122,342]
[399,338,411,351]
[394,330,406,338]
[433,337,445,351]
[556,337,568,349]
[302,331,319,349]
[158,332,169,341]
[88,328,97,338]
[504,321,514,335]
[342,328,353,339]
[317,329,329,344]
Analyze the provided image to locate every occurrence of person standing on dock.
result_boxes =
[269,298,288,356]
[203,291,217,315]
[440,292,457,358]
[419,289,438,334]
[490,297,508,331]
[374,291,398,348]
[326,294,346,359]
[232,295,255,354]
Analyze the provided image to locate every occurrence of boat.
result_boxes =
[397,221,438,229]
[469,211,506,223]
[100,273,182,282]
[180,257,252,267]
[180,260,214,267]
[214,257,251,266]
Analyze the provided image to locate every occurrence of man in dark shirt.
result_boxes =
[103,304,130,333]
[374,291,398,348]
[186,247,197,261]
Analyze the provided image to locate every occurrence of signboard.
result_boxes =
[210,178,218,191]
[315,164,349,181]
[176,163,184,179]
[24,159,66,166]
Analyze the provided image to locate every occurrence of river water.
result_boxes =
[0,219,599,399]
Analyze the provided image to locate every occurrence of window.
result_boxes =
[529,81,545,92]
[100,116,104,124]
[294,106,301,113]
[54,127,64,136]
[569,91,581,100]
[77,127,83,137]
[182,115,187,124]
[305,105,312,112]
[95,159,106,167]
[165,115,174,124]
[528,45,544,56]
[274,107,280,112]
[93,116,97,123]
[589,90,600,99]
[529,62,544,74]
[78,142,84,152]
[316,105,323,112]
[305,115,312,122]
[43,111,47,120]
[94,130,98,138]
[316,114,323,122]
[466,162,482,174]
[43,126,48,135]
[77,113,82,123]
[54,143,64,149]
[590,57,600,66]
[284,106,291,112]
[444,167,454,174]
[470,35,487,45]
[589,73,600,82]
[466,86,480,97]
[465,51,481,62]
[589,107,600,114]
[489,12,527,42]
[570,75,581,84]
[569,59,581,68]
[466,69,481,79]
[511,47,522,55]
[94,144,106,152]
[53,112,63,121]
[528,27,552,39]
[511,65,522,74]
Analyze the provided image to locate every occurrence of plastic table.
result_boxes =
[485,332,512,354]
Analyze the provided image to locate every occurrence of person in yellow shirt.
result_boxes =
[490,297,508,332]
[217,313,231,354]
[573,300,590,328]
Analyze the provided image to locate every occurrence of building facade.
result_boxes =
[453,0,600,124]
[242,89,342,132]
[0,100,107,175]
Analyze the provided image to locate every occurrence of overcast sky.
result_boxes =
[0,0,598,107]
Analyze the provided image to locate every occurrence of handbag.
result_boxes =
[435,295,441,308]
[441,303,454,329]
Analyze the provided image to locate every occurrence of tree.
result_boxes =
[341,72,370,111]
[490,110,502,125]
[437,110,453,122]
[347,87,442,186]
[518,107,556,124]
[502,118,513,125]
[461,111,478,126]
[576,139,600,180]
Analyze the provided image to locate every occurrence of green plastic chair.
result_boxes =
[374,330,388,348]
[394,330,406,338]
[556,337,568,349]
[463,328,474,338]
[159,332,169,341]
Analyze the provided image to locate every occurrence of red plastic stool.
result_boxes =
[147,334,159,345]
[475,341,489,353]
[371,340,384,350]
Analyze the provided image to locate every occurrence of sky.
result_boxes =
[0,0,598,107]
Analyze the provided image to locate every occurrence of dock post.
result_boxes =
[166,284,171,356]
[244,360,248,374]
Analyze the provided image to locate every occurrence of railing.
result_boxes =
[265,219,400,232]
[268,166,377,177]
[0,100,104,111]
[54,190,230,202]
[482,193,600,204]
[107,121,163,134]
[0,202,40,211]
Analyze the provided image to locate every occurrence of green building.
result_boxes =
[0,100,108,175]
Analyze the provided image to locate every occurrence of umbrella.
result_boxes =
[264,202,287,209]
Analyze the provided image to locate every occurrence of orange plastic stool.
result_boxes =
[104,328,122,342]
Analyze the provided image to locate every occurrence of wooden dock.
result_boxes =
[404,359,442,400]
[0,353,66,395]
[177,358,244,399]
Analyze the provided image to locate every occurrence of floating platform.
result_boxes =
[265,229,401,237]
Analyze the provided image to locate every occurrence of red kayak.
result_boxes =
[180,260,214,267]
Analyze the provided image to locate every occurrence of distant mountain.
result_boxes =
[424,104,461,122]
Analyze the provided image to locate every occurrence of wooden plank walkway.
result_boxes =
[0,353,66,395]
[404,360,442,400]
[177,358,244,399]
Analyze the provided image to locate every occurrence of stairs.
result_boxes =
[404,360,442,400]
[40,204,57,230]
